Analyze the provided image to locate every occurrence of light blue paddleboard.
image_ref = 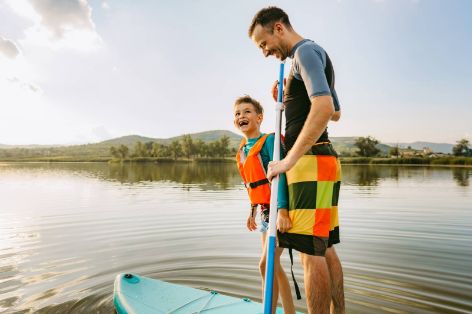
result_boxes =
[114,273,303,314]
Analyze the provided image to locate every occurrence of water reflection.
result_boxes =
[2,162,471,189]
[0,162,471,313]
[453,168,470,186]
[342,165,381,186]
[106,162,241,189]
[0,162,242,190]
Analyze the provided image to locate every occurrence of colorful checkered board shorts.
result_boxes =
[278,143,341,256]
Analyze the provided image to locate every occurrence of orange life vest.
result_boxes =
[236,134,271,205]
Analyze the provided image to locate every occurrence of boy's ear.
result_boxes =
[257,113,263,123]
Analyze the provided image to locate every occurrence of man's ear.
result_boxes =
[274,22,284,34]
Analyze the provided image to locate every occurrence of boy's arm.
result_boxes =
[264,134,289,210]
[265,134,292,232]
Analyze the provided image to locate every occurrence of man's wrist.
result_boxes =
[283,155,296,170]
[278,208,289,215]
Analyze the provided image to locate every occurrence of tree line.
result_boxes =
[109,135,234,160]
[352,136,472,157]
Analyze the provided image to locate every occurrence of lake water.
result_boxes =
[0,162,471,313]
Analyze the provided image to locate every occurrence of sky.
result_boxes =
[0,0,471,145]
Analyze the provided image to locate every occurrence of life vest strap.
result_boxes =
[245,178,270,189]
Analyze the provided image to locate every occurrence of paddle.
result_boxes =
[263,61,285,314]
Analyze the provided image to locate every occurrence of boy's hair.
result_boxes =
[234,95,264,115]
[248,6,292,37]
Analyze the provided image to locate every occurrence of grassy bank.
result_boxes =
[340,156,472,166]
[1,156,471,166]
[0,156,112,162]
[108,157,234,163]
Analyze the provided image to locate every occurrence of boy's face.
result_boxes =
[233,102,263,137]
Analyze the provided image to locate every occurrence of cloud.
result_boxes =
[0,36,21,59]
[29,0,95,39]
[5,76,42,94]
[5,0,102,52]
[102,1,110,10]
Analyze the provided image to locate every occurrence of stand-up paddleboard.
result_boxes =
[114,273,302,313]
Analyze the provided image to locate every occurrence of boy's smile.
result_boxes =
[233,102,263,138]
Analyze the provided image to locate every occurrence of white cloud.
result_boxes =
[29,0,95,38]
[5,0,102,52]
[0,52,41,96]
[5,76,41,94]
[0,36,21,59]
[4,0,40,22]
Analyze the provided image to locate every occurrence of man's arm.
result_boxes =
[267,95,334,179]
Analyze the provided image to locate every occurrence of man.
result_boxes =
[248,7,345,314]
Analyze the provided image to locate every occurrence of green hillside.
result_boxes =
[167,130,242,148]
[99,135,159,146]
[0,131,449,161]
[0,130,242,160]
[97,130,242,148]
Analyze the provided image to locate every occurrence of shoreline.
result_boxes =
[1,157,471,167]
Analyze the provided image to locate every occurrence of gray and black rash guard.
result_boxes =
[284,39,340,151]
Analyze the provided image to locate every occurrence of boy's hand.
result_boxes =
[247,214,257,231]
[277,209,292,233]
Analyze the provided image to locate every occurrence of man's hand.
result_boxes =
[331,110,341,121]
[271,79,286,102]
[277,209,292,233]
[247,213,257,231]
[267,158,294,181]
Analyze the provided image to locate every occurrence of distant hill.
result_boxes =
[97,130,242,148]
[0,130,243,159]
[168,130,242,148]
[99,135,159,147]
[388,142,454,154]
[0,132,456,159]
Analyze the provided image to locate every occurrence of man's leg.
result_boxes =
[325,246,345,314]
[301,253,331,314]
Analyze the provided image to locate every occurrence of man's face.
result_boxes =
[251,23,288,60]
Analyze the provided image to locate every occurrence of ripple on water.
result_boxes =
[0,163,471,313]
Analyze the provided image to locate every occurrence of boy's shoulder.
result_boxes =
[263,132,275,144]
[265,132,275,140]
[261,133,275,153]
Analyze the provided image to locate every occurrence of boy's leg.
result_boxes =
[301,253,331,314]
[260,233,279,313]
[326,246,345,314]
[275,247,296,314]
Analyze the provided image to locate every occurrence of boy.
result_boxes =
[233,95,295,314]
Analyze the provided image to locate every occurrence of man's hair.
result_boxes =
[234,95,264,114]
[248,6,292,37]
